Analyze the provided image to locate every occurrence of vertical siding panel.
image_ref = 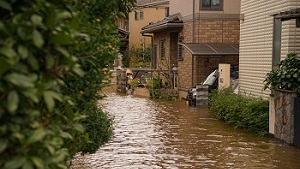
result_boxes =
[240,0,300,98]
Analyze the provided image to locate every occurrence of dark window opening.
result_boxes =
[140,11,144,20]
[178,35,184,60]
[160,40,165,60]
[201,0,223,10]
[165,7,170,17]
[134,11,139,20]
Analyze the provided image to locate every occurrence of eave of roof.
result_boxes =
[273,8,300,20]
[141,13,183,33]
[141,23,183,33]
[137,0,169,8]
[179,43,239,56]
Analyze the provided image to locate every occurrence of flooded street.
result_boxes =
[71,91,300,169]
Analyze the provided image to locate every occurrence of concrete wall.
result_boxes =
[239,0,300,98]
[129,2,169,48]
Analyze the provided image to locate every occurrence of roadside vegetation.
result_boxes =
[0,0,135,168]
[208,88,269,136]
[122,45,151,68]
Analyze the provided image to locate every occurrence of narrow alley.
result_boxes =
[71,91,300,169]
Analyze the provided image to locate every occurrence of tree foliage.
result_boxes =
[0,0,135,168]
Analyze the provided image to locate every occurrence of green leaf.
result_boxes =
[72,123,85,133]
[28,55,39,70]
[0,0,12,11]
[55,47,70,57]
[50,33,73,45]
[45,55,55,69]
[5,73,35,88]
[7,90,19,113]
[31,14,43,26]
[293,73,298,78]
[21,89,39,103]
[27,128,46,144]
[73,64,84,77]
[0,139,8,153]
[43,91,62,112]
[32,30,44,48]
[0,46,17,58]
[0,57,11,76]
[31,157,44,169]
[59,131,73,139]
[4,157,26,169]
[56,11,72,20]
[18,45,29,59]
[0,21,8,33]
[46,144,55,155]
[22,162,34,169]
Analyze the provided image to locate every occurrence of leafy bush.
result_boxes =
[0,0,135,168]
[209,88,269,136]
[122,45,151,68]
[264,53,300,96]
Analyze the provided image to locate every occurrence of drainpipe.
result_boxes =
[192,0,195,87]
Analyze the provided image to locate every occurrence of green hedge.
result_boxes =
[0,0,135,168]
[208,89,269,136]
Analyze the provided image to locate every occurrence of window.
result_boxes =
[134,11,139,20]
[140,11,144,20]
[201,0,223,10]
[178,35,184,60]
[160,40,165,60]
[165,7,169,17]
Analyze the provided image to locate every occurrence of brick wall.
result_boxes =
[153,31,171,70]
[183,20,240,43]
[178,51,193,89]
[178,19,240,89]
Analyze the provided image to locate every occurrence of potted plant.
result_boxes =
[264,53,300,95]
[263,53,300,147]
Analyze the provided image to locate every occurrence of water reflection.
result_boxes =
[71,92,300,169]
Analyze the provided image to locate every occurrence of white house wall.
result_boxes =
[240,0,300,98]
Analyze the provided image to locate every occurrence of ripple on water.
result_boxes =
[71,93,300,169]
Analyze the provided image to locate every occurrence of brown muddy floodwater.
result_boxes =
[71,91,300,169]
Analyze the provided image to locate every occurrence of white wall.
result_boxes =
[239,0,300,98]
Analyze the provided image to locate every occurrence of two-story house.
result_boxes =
[129,0,170,48]
[141,0,241,98]
[239,1,300,134]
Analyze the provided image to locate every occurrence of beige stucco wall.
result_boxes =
[170,0,241,17]
[129,2,169,48]
[239,0,300,98]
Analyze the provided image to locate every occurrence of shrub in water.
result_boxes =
[209,88,269,136]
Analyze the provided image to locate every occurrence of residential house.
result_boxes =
[129,0,170,48]
[239,1,300,134]
[141,0,241,98]
[239,0,300,99]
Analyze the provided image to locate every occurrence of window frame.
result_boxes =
[165,7,170,17]
[140,11,144,20]
[200,0,223,11]
[134,11,139,20]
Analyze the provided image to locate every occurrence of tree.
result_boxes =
[0,0,135,168]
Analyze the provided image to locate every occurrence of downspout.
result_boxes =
[192,0,195,87]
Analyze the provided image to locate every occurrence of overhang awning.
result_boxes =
[273,8,300,21]
[141,13,183,33]
[179,43,239,56]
